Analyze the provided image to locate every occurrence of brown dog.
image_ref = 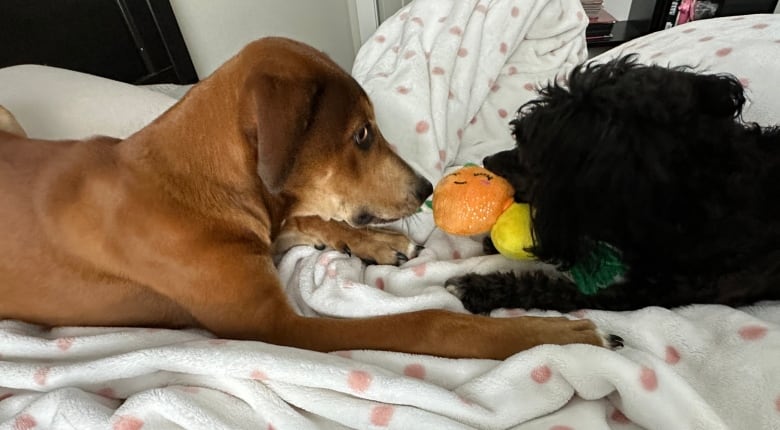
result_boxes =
[0,37,614,359]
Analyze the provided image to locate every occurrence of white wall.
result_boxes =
[170,0,362,79]
[603,0,631,21]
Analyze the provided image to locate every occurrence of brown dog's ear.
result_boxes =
[242,74,321,194]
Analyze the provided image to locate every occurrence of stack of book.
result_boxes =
[652,0,721,31]
[586,7,617,43]
[580,0,604,19]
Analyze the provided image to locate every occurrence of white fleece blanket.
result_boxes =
[3,7,780,430]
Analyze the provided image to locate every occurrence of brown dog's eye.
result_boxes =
[353,123,373,149]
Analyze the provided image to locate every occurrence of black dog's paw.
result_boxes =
[445,272,523,314]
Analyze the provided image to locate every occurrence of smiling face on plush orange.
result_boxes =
[432,166,515,235]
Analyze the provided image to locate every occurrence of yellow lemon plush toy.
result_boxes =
[432,165,534,260]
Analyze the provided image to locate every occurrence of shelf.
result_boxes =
[587,20,651,47]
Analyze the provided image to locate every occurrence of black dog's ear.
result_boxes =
[694,73,746,119]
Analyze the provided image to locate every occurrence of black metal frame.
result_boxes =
[0,0,198,85]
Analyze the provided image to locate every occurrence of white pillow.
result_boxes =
[0,65,177,139]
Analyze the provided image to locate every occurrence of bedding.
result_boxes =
[1,2,780,429]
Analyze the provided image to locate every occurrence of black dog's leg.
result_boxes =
[445,271,649,313]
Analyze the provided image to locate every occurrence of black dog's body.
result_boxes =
[447,57,780,313]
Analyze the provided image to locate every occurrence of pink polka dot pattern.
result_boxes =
[56,337,74,351]
[500,42,508,54]
[449,26,463,36]
[640,367,658,391]
[374,35,386,43]
[375,278,385,290]
[498,109,508,118]
[508,66,518,75]
[739,78,750,89]
[34,367,49,386]
[412,264,427,277]
[411,17,424,27]
[415,120,430,134]
[396,86,410,95]
[715,47,733,57]
[531,365,552,384]
[775,395,780,412]
[550,426,573,430]
[432,67,445,75]
[611,409,632,424]
[114,416,144,430]
[371,405,395,426]
[208,339,229,345]
[682,28,696,33]
[458,48,469,57]
[348,370,372,393]
[752,23,769,29]
[470,116,478,125]
[511,7,520,17]
[452,250,462,259]
[457,129,463,139]
[251,370,268,381]
[403,50,416,60]
[438,16,448,23]
[576,11,584,21]
[699,36,714,42]
[523,83,536,91]
[97,387,117,399]
[739,325,768,340]
[665,346,681,364]
[333,350,353,359]
[14,415,37,430]
[399,12,409,21]
[404,363,426,379]
[504,308,525,317]
[268,424,276,430]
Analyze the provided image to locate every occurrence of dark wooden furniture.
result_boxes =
[588,0,780,48]
[0,0,198,85]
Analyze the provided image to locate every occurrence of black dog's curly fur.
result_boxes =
[447,56,780,313]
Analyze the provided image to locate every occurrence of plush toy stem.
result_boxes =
[567,242,626,295]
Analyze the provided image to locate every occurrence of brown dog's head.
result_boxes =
[236,37,431,226]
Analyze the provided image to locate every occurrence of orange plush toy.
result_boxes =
[432,165,534,260]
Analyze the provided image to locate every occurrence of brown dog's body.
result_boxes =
[0,38,610,359]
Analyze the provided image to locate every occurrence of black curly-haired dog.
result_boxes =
[446,56,780,313]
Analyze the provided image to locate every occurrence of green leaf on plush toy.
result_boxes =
[568,242,626,295]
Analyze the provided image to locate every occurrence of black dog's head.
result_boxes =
[484,55,753,270]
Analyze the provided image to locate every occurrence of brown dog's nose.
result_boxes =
[414,177,433,203]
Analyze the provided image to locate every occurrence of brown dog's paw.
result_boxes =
[540,317,623,350]
[0,105,27,137]
[344,228,423,266]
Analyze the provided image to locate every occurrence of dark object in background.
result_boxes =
[0,0,197,85]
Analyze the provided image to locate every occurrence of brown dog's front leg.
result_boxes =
[153,253,610,359]
[274,216,421,265]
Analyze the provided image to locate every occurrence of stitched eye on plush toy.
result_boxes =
[353,123,373,149]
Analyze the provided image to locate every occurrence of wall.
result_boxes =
[170,0,362,79]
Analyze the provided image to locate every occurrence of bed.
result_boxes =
[1,1,779,429]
